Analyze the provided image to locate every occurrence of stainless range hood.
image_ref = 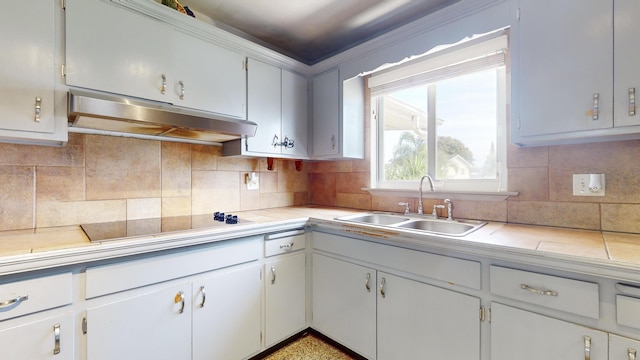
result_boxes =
[67,89,257,144]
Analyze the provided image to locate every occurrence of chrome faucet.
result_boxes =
[444,198,453,220]
[417,175,435,214]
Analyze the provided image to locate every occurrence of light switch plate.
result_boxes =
[572,174,605,196]
[245,172,259,190]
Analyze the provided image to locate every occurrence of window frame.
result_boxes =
[369,30,509,193]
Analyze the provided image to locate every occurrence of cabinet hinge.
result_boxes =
[259,267,262,280]
[82,317,88,335]
[516,7,520,21]
[245,135,249,151]
[244,58,248,71]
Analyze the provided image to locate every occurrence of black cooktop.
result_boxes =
[81,213,251,242]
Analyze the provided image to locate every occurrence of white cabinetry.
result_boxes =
[65,0,246,119]
[0,310,74,360]
[224,59,308,158]
[264,230,307,347]
[512,0,640,146]
[491,302,608,360]
[312,232,481,359]
[0,0,66,145]
[610,334,640,360]
[311,69,364,159]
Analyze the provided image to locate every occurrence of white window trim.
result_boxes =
[368,29,515,199]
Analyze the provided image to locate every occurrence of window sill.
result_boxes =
[363,188,518,202]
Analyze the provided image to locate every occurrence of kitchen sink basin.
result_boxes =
[336,213,410,226]
[335,213,486,237]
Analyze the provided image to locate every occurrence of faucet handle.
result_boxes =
[398,202,410,215]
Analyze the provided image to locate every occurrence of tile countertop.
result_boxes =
[0,206,639,275]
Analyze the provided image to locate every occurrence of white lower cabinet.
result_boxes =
[265,252,307,347]
[610,334,640,360]
[86,282,193,360]
[312,252,480,360]
[192,264,262,360]
[491,302,608,360]
[0,309,74,360]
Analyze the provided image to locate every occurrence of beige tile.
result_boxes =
[192,171,240,214]
[36,166,85,202]
[127,198,161,220]
[336,193,371,210]
[372,196,414,213]
[217,156,259,172]
[162,197,192,217]
[601,203,640,233]
[259,158,278,172]
[451,199,508,222]
[36,200,126,227]
[277,160,308,193]
[293,191,310,205]
[85,135,161,200]
[335,160,353,173]
[508,167,549,201]
[352,158,371,173]
[336,172,369,194]
[604,232,640,263]
[191,144,220,170]
[162,142,191,197]
[537,241,608,260]
[260,192,295,208]
[240,173,262,211]
[0,133,84,167]
[507,142,548,168]
[507,201,601,230]
[310,173,336,206]
[259,172,279,193]
[0,166,34,231]
[309,161,337,174]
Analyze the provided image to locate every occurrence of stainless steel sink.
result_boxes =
[336,213,410,226]
[335,213,486,237]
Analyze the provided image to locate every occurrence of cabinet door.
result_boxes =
[86,283,192,360]
[0,0,55,134]
[246,59,282,154]
[312,69,340,157]
[610,334,640,360]
[172,30,246,119]
[0,310,74,360]
[192,264,261,360]
[265,252,306,347]
[491,302,607,360]
[513,0,613,139]
[377,272,480,360]
[65,0,171,103]
[312,254,376,359]
[614,0,640,127]
[281,70,308,157]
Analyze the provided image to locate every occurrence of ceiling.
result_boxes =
[179,0,460,65]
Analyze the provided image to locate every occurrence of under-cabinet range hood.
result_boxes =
[67,89,257,144]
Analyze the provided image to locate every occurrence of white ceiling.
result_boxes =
[178,0,460,65]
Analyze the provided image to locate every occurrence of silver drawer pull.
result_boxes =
[199,286,206,308]
[35,97,42,122]
[630,88,636,116]
[380,277,386,298]
[521,284,558,296]
[629,348,637,360]
[174,291,185,314]
[365,273,371,292]
[53,324,61,355]
[161,74,167,94]
[0,294,29,308]
[271,266,276,284]
[584,335,591,360]
[592,93,600,120]
[279,243,294,250]
[179,81,185,100]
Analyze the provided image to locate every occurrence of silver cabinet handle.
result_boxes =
[161,74,167,94]
[179,81,185,100]
[330,134,336,150]
[629,88,636,116]
[521,284,558,296]
[380,277,386,298]
[279,243,294,250]
[584,335,591,360]
[0,294,28,308]
[271,266,276,284]
[592,93,600,120]
[272,134,279,148]
[174,291,185,314]
[199,286,206,308]
[53,323,61,355]
[365,273,371,292]
[629,348,637,360]
[34,97,41,122]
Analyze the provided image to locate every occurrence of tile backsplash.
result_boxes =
[0,134,309,232]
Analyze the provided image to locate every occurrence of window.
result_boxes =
[369,30,508,193]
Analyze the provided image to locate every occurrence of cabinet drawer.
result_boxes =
[617,295,640,329]
[490,266,599,319]
[86,236,261,298]
[0,273,72,321]
[265,230,305,257]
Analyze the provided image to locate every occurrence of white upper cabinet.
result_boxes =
[614,0,640,128]
[311,69,364,159]
[65,0,246,119]
[512,0,640,146]
[224,59,308,158]
[0,0,66,145]
[511,0,613,145]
